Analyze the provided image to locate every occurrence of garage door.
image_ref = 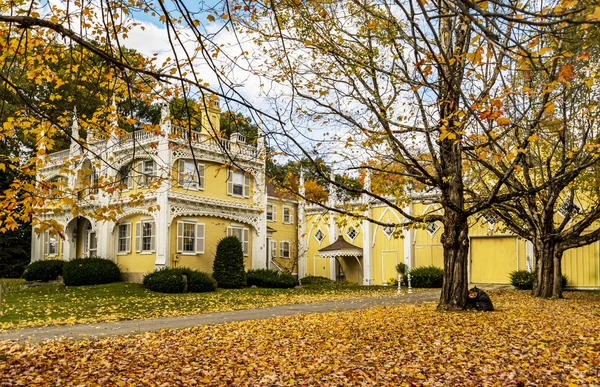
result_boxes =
[470,237,517,284]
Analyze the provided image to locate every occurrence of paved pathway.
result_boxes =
[0,290,440,343]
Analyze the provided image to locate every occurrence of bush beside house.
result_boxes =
[510,270,568,290]
[247,269,297,288]
[22,260,64,282]
[212,236,247,289]
[62,258,121,286]
[143,267,217,293]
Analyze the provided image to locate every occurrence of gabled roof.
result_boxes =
[319,235,363,257]
[266,182,297,202]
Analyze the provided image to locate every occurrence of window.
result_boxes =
[280,241,291,258]
[227,225,249,256]
[117,224,131,254]
[48,176,67,197]
[558,201,581,217]
[383,224,394,238]
[482,212,499,225]
[266,203,276,222]
[314,229,325,243]
[346,227,359,241]
[90,167,99,195]
[177,221,205,254]
[270,240,277,258]
[426,222,440,237]
[135,220,156,252]
[178,160,204,190]
[282,206,294,224]
[227,170,250,197]
[118,165,133,190]
[88,230,98,257]
[136,160,156,188]
[45,232,58,256]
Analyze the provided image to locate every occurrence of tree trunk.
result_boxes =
[438,211,470,310]
[552,249,564,299]
[532,238,555,298]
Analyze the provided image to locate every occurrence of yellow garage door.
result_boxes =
[382,251,398,285]
[470,237,517,284]
[313,256,329,278]
[563,243,599,287]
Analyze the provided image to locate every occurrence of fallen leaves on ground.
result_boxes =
[0,283,411,330]
[1,290,599,386]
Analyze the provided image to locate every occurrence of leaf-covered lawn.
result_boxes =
[1,290,599,386]
[0,282,402,330]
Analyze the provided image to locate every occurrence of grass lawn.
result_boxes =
[1,290,598,386]
[0,281,405,330]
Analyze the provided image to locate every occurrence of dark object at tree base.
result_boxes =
[467,287,494,311]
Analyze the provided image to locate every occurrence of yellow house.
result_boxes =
[300,179,600,289]
[32,100,296,282]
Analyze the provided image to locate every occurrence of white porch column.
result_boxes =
[155,102,172,268]
[96,221,115,260]
[251,135,268,269]
[403,202,414,269]
[328,180,337,280]
[525,240,534,272]
[361,169,372,285]
[30,229,42,262]
[297,169,308,278]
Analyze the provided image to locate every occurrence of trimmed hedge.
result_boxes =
[63,258,121,286]
[22,259,64,282]
[143,267,217,293]
[212,236,247,289]
[509,270,568,290]
[299,275,333,285]
[247,269,297,289]
[408,266,444,288]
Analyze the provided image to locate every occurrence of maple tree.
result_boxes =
[233,0,600,308]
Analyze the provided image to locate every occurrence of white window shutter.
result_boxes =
[273,205,277,222]
[272,240,277,258]
[135,222,141,252]
[290,209,294,224]
[126,167,133,189]
[126,224,131,253]
[198,164,205,189]
[280,242,284,258]
[150,222,156,251]
[227,170,233,195]
[178,160,185,186]
[45,232,49,255]
[177,222,183,253]
[151,161,157,176]
[243,228,249,256]
[244,175,250,198]
[136,161,144,187]
[226,227,233,237]
[196,224,205,253]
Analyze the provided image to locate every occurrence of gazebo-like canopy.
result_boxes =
[318,235,363,283]
[318,235,363,257]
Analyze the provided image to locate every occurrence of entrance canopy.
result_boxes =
[319,235,363,258]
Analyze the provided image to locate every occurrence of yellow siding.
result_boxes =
[517,239,528,271]
[170,216,252,273]
[413,203,443,270]
[115,214,157,275]
[306,213,331,278]
[562,243,599,287]
[370,206,405,284]
[268,198,298,272]
[172,161,254,205]
[470,236,517,284]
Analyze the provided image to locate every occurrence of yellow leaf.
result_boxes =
[207,14,215,22]
[497,117,510,126]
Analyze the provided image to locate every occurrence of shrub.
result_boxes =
[62,258,121,286]
[143,267,217,293]
[510,270,568,290]
[408,266,444,288]
[212,236,246,289]
[510,270,534,290]
[22,259,64,282]
[143,268,186,293]
[396,263,408,275]
[247,269,297,288]
[299,275,333,286]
